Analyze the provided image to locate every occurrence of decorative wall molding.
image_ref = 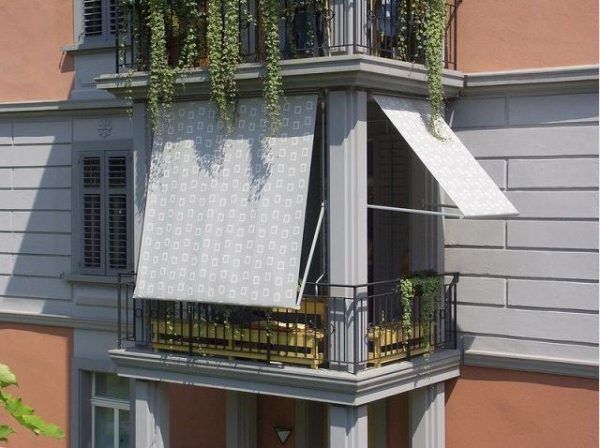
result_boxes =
[464,350,599,379]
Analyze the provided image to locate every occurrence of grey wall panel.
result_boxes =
[13,167,72,189]
[11,255,71,277]
[450,97,506,128]
[455,276,506,306]
[0,275,72,300]
[0,255,12,274]
[478,159,506,189]
[0,123,12,144]
[2,145,72,167]
[445,220,504,247]
[0,212,10,231]
[508,93,599,126]
[507,221,599,250]
[458,305,598,345]
[507,279,598,312]
[0,169,11,188]
[0,233,71,255]
[448,86,600,372]
[446,248,598,280]
[506,191,598,219]
[462,334,599,367]
[13,121,72,144]
[508,158,599,189]
[0,190,71,210]
[12,211,71,233]
[455,125,599,158]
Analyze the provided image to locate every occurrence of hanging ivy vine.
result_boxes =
[127,0,444,136]
[260,0,284,133]
[395,0,446,137]
[424,0,446,136]
[145,0,175,130]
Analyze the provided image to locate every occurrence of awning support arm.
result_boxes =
[296,202,326,306]
[367,203,464,218]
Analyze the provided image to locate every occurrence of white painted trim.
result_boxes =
[109,348,460,406]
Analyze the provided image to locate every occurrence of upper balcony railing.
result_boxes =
[115,0,458,74]
[117,273,458,373]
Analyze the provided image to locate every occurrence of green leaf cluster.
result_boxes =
[395,0,446,137]
[0,363,64,442]
[397,273,442,353]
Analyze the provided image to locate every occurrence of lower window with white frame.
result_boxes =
[90,372,131,448]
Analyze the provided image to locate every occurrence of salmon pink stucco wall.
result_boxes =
[445,366,599,448]
[258,395,296,448]
[0,323,73,448]
[456,0,599,72]
[0,0,74,102]
[386,393,409,448]
[169,385,226,448]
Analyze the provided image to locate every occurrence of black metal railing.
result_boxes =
[115,0,459,73]
[117,273,458,372]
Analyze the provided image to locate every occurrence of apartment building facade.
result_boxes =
[0,1,597,447]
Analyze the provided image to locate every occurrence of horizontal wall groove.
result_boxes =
[459,330,599,348]
[505,304,599,315]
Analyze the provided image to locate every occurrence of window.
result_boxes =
[91,373,131,448]
[78,150,132,275]
[82,0,117,40]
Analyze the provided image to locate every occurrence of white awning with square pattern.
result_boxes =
[373,95,518,218]
[134,95,318,308]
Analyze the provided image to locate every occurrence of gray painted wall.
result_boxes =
[447,87,599,372]
[0,112,132,324]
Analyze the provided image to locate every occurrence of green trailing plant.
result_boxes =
[146,0,176,130]
[260,0,284,134]
[397,272,442,354]
[206,0,241,129]
[0,363,64,442]
[395,0,446,137]
[424,0,445,136]
[399,278,414,346]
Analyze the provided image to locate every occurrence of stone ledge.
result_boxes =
[109,347,460,405]
[95,54,464,100]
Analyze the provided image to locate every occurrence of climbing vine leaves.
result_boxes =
[125,0,446,135]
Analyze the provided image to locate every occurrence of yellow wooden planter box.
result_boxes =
[151,319,325,369]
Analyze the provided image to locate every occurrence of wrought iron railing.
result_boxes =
[115,0,459,73]
[117,273,458,372]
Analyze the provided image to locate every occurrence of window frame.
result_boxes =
[90,372,131,448]
[72,141,134,277]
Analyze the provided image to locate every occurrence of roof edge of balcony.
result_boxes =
[95,54,464,101]
[109,347,460,405]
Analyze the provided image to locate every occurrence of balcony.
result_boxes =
[117,273,458,373]
[114,0,459,74]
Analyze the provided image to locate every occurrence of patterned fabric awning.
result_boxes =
[373,95,518,218]
[134,95,318,308]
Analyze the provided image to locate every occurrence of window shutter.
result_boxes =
[109,0,118,35]
[82,156,103,269]
[107,156,129,271]
[83,0,104,36]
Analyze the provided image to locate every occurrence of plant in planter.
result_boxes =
[397,271,442,354]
